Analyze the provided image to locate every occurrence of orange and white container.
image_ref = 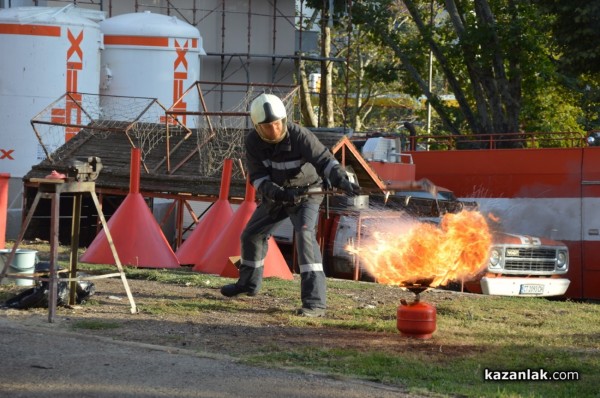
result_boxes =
[99,11,204,128]
[0,6,103,178]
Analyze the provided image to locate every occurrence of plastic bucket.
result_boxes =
[0,249,37,286]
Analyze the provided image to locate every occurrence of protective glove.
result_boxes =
[258,180,283,200]
[329,166,360,196]
[273,187,299,205]
[260,181,307,205]
[337,177,361,197]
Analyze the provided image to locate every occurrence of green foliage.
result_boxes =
[363,63,399,84]
[577,74,600,131]
[326,1,429,131]
[521,80,585,137]
[536,0,600,75]
[329,16,421,131]
[305,0,349,20]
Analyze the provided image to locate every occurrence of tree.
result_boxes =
[297,2,320,127]
[353,0,556,144]
[299,0,428,133]
[331,19,417,132]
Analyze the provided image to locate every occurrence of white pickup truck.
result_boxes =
[476,231,570,296]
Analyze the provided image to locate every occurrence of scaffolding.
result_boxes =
[41,0,348,115]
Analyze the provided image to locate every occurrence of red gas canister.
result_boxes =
[397,298,437,339]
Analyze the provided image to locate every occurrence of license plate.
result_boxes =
[519,284,544,295]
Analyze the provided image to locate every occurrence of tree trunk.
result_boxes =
[352,54,365,131]
[320,9,335,127]
[298,59,318,127]
[297,7,319,127]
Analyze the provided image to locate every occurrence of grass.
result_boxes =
[244,293,599,398]
[2,248,599,398]
[78,263,600,398]
[71,319,121,330]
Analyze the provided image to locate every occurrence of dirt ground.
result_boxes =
[0,239,484,366]
[0,270,475,362]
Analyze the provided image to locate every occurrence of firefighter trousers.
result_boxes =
[237,196,326,309]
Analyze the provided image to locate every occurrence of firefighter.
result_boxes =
[220,93,359,317]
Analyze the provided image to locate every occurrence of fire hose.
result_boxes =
[302,178,438,201]
[300,178,439,217]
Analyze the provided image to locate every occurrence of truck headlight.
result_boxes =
[489,248,502,269]
[556,250,568,270]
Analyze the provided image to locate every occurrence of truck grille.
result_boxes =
[503,247,557,272]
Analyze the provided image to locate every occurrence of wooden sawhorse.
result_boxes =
[0,179,137,322]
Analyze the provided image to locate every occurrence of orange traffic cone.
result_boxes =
[193,177,293,280]
[175,159,234,266]
[80,148,180,268]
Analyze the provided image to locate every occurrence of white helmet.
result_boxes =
[250,93,288,143]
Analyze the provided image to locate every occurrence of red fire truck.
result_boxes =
[365,131,599,300]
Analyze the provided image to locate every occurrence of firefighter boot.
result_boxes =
[220,284,257,297]
[220,264,263,297]
[295,307,326,318]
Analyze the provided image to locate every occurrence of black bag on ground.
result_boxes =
[2,262,95,310]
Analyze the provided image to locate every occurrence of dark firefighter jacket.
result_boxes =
[245,122,341,195]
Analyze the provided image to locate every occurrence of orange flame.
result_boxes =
[348,210,491,287]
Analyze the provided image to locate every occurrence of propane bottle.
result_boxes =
[397,294,437,339]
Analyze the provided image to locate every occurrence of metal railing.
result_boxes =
[404,131,588,151]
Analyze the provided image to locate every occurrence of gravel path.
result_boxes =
[0,317,418,398]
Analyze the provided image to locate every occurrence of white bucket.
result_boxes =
[0,249,37,286]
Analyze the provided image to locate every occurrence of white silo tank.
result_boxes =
[0,6,103,179]
[100,11,204,128]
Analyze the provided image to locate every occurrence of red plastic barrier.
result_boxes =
[0,173,9,249]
